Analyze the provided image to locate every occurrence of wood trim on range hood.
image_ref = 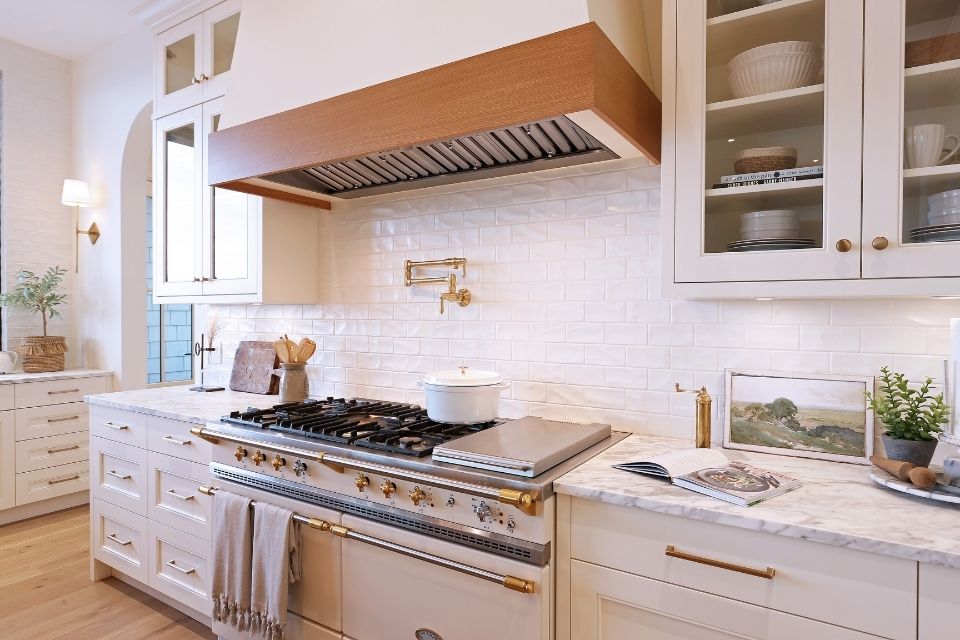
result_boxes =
[208,22,661,202]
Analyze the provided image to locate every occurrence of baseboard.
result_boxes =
[110,570,212,628]
[0,491,89,526]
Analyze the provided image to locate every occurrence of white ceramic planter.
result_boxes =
[419,368,510,424]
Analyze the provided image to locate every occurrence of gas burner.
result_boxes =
[220,397,500,457]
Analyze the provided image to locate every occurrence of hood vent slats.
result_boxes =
[264,115,615,199]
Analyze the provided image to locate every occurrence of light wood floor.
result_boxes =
[0,506,215,640]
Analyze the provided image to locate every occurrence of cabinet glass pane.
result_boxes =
[165,123,196,284]
[212,12,240,76]
[902,0,960,245]
[702,0,826,255]
[210,114,249,281]
[165,34,195,95]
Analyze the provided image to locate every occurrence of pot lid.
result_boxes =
[423,366,503,387]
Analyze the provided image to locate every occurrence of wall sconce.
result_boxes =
[61,179,100,272]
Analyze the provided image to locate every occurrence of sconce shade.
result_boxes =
[61,179,91,207]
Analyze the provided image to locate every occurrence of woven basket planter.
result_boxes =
[18,336,67,373]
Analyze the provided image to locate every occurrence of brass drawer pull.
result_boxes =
[103,421,130,431]
[665,545,775,580]
[47,444,81,454]
[47,415,80,423]
[107,532,133,546]
[166,489,194,502]
[47,389,80,395]
[106,469,132,480]
[165,560,197,575]
[48,474,81,485]
[162,435,191,446]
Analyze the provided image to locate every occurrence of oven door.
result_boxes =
[341,514,549,640]
[215,479,342,634]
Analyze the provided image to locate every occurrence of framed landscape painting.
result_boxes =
[724,370,874,465]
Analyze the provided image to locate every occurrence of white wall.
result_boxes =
[71,29,153,389]
[0,37,75,358]
[202,160,960,444]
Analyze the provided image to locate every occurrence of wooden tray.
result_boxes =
[229,340,280,394]
[870,469,960,506]
[905,33,960,68]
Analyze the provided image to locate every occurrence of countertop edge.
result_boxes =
[554,480,960,570]
[0,369,112,384]
[85,394,210,424]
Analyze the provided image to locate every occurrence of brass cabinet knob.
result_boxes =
[835,239,852,253]
[234,446,247,462]
[872,236,889,250]
[355,473,370,492]
[252,450,265,466]
[380,480,397,498]
[191,76,201,85]
[409,486,427,506]
[271,455,286,471]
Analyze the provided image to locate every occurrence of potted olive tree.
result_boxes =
[866,367,949,467]
[0,267,68,372]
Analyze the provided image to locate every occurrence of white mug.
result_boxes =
[0,351,19,374]
[905,124,960,169]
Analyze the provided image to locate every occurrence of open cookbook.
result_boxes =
[613,449,802,507]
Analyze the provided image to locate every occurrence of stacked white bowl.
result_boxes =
[928,189,960,226]
[740,210,800,240]
[728,41,823,99]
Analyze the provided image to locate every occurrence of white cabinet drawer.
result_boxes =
[919,564,960,640]
[148,452,210,540]
[147,416,210,464]
[89,406,147,448]
[148,520,210,615]
[15,460,88,505]
[93,498,149,582]
[570,499,916,640]
[91,435,148,515]
[15,402,88,441]
[15,431,88,473]
[0,385,14,411]
[16,376,106,408]
[287,613,341,640]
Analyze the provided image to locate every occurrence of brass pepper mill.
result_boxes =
[675,383,712,448]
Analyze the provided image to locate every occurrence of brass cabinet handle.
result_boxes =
[47,389,80,395]
[162,435,192,446]
[166,489,194,502]
[47,415,80,423]
[191,76,201,85]
[665,545,775,580]
[872,236,889,250]
[103,421,130,431]
[107,532,133,546]
[47,444,81,454]
[835,239,852,253]
[106,469,132,480]
[165,559,197,575]
[200,73,209,81]
[48,474,81,485]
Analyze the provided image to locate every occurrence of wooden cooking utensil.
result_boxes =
[273,338,290,364]
[297,337,317,363]
[870,455,938,489]
[284,334,298,363]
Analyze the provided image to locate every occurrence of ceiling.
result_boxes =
[0,0,141,59]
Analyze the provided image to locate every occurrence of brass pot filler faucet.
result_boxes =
[404,257,471,314]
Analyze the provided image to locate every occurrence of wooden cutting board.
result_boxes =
[229,341,280,394]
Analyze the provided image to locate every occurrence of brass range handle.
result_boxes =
[835,239,852,253]
[665,545,775,580]
[872,236,889,250]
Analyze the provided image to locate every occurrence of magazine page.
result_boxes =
[673,461,802,506]
[614,448,729,479]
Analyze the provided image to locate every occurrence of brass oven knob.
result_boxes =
[355,473,370,492]
[252,450,266,467]
[234,446,247,462]
[872,236,889,250]
[271,455,286,471]
[835,239,852,253]
[380,480,397,498]
[409,486,427,506]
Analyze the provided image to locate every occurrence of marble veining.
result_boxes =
[85,386,280,424]
[0,369,111,385]
[555,434,960,569]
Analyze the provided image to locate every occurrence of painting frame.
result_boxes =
[723,369,875,465]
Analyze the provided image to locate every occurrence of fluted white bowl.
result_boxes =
[730,41,822,66]
[728,45,822,98]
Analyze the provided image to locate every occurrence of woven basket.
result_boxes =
[18,336,67,373]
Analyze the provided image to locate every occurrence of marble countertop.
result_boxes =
[85,385,279,424]
[555,435,960,569]
[0,368,111,384]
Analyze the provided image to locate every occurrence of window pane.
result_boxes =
[162,304,194,382]
[212,13,240,76]
[165,123,196,283]
[165,34,195,95]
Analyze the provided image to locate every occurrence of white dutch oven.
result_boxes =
[419,367,510,424]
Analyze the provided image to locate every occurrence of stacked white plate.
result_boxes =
[911,189,960,243]
[731,210,813,251]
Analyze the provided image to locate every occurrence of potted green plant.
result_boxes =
[866,366,949,468]
[0,267,69,372]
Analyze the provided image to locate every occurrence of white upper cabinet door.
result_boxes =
[862,0,960,278]
[200,0,241,101]
[154,105,205,299]
[671,0,863,283]
[154,15,204,118]
[200,98,259,296]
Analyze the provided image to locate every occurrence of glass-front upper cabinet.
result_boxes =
[153,0,240,118]
[671,0,863,283]
[863,0,960,278]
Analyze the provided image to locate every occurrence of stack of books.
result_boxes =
[712,165,823,189]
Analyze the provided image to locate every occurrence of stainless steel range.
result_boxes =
[191,397,624,640]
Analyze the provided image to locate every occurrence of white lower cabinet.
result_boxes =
[919,564,960,640]
[93,497,150,582]
[287,613,342,640]
[148,520,211,615]
[16,460,89,505]
[0,410,14,510]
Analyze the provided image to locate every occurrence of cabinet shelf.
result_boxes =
[706,84,824,138]
[704,179,823,213]
[903,164,960,198]
[707,0,825,64]
[904,58,960,111]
